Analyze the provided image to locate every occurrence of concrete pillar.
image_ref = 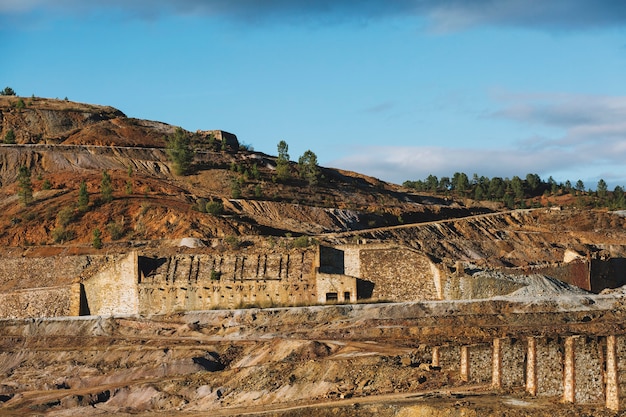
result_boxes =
[432,346,440,367]
[526,336,537,396]
[492,338,502,389]
[460,345,469,382]
[606,335,620,411]
[563,336,576,403]
[69,283,83,316]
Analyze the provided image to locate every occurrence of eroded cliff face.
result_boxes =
[0,97,125,142]
[340,209,626,270]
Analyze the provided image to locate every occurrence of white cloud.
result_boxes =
[331,92,626,186]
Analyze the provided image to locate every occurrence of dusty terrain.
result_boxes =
[2,296,626,417]
[2,97,626,416]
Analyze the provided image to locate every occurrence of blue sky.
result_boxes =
[2,1,626,188]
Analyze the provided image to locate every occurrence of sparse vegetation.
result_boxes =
[56,207,74,228]
[17,166,33,206]
[4,129,15,144]
[52,227,74,243]
[1,87,16,96]
[77,181,89,211]
[92,228,102,249]
[297,150,319,186]
[166,127,194,175]
[101,170,113,203]
[206,200,224,215]
[107,221,124,240]
[404,172,626,210]
[275,140,290,181]
[225,235,240,249]
[210,269,221,281]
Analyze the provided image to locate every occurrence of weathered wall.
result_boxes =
[535,337,564,398]
[499,338,525,388]
[316,273,356,304]
[0,255,97,291]
[83,252,139,316]
[502,260,591,291]
[570,336,604,403]
[138,250,317,313]
[464,344,492,384]
[591,257,626,292]
[443,273,524,300]
[0,284,82,319]
[318,244,441,302]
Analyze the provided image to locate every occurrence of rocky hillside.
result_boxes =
[0,96,492,248]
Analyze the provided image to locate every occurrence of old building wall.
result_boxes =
[535,337,564,398]
[499,338,526,388]
[316,273,356,304]
[0,284,82,319]
[503,260,591,291]
[83,252,139,316]
[570,336,604,403]
[465,344,492,384]
[0,255,99,291]
[357,247,439,301]
[138,250,316,313]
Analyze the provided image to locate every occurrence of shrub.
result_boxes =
[4,129,15,144]
[297,150,319,186]
[52,227,75,243]
[107,221,124,240]
[292,235,313,248]
[92,228,102,249]
[276,140,290,181]
[56,206,74,227]
[230,179,241,199]
[17,166,33,206]
[206,200,224,215]
[225,235,240,249]
[210,269,221,281]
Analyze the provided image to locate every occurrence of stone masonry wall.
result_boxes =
[536,337,564,398]
[138,250,316,313]
[357,247,438,301]
[83,252,139,316]
[0,255,98,291]
[572,336,604,403]
[500,338,525,388]
[0,284,81,319]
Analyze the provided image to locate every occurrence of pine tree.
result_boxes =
[166,127,194,175]
[101,170,113,203]
[17,166,33,206]
[275,140,290,181]
[297,150,319,186]
[78,181,89,211]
